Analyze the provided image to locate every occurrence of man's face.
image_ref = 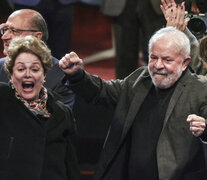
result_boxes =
[148,37,189,89]
[1,12,37,55]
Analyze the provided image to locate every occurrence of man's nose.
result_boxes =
[154,59,164,69]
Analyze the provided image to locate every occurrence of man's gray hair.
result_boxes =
[148,26,190,58]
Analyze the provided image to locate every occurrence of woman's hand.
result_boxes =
[59,52,83,75]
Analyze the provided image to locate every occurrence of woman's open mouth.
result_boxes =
[22,82,34,89]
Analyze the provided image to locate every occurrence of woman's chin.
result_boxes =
[21,93,36,101]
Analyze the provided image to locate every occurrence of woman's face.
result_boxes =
[11,52,45,101]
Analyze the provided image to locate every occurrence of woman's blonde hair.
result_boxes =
[5,35,52,77]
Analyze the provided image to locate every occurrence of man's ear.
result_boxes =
[35,32,43,40]
[182,56,191,71]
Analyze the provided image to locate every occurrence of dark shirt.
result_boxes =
[128,84,176,180]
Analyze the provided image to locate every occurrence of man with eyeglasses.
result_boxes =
[0,9,75,108]
[0,28,39,37]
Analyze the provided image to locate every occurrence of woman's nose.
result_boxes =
[25,70,31,78]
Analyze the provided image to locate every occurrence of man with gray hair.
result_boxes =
[59,26,207,179]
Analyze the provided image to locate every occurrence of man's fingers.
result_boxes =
[187,115,205,123]
[161,0,168,9]
[190,126,204,133]
[59,59,69,69]
[187,114,206,136]
[190,121,206,128]
[59,51,83,75]
[192,130,203,137]
[187,114,203,121]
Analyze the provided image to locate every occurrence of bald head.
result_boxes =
[1,9,48,55]
[9,9,48,42]
[9,9,38,22]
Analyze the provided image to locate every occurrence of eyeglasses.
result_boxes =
[0,27,39,36]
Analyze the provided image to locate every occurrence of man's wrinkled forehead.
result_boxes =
[6,11,32,29]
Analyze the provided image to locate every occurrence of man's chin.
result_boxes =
[152,78,170,89]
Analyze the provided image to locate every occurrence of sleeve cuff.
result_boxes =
[62,69,85,85]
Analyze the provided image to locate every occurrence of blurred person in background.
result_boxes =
[0,9,75,108]
[101,0,206,79]
[0,35,80,180]
[101,0,166,79]
[8,0,78,59]
[195,36,207,79]
[186,0,207,14]
[199,36,207,62]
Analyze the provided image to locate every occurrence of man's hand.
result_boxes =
[160,0,189,31]
[59,51,83,75]
[187,114,206,137]
[160,0,176,20]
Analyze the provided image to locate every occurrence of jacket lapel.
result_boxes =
[45,92,65,130]
[121,76,152,141]
[161,69,190,132]
[99,73,152,177]
[157,69,191,179]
